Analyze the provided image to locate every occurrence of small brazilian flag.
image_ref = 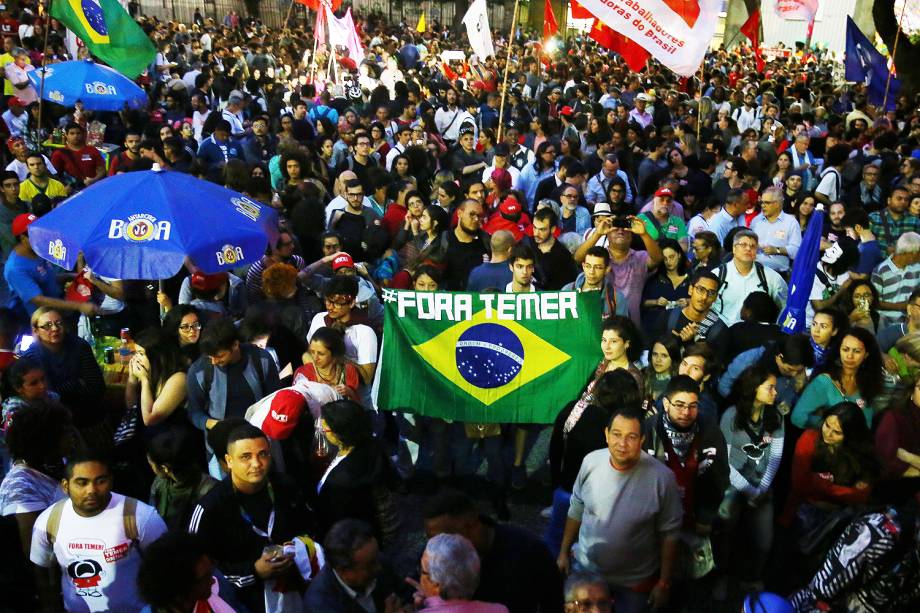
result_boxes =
[373,290,602,423]
[52,0,156,78]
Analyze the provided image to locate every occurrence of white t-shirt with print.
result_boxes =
[308,313,378,366]
[30,494,167,612]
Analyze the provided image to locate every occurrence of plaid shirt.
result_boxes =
[869,210,920,250]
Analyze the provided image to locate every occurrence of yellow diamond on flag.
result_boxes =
[413,309,571,406]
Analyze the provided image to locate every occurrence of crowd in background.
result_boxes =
[0,0,918,611]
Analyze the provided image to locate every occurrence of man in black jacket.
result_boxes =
[189,424,312,613]
[423,490,564,612]
[642,375,728,534]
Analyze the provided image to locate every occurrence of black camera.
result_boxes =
[610,215,632,229]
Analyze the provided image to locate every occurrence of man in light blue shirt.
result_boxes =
[584,154,632,207]
[751,186,802,274]
[708,188,747,246]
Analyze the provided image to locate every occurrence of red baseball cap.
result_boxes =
[560,105,574,117]
[260,389,307,440]
[12,213,36,237]
[331,252,355,271]
[190,271,228,292]
[654,187,674,199]
[499,197,521,217]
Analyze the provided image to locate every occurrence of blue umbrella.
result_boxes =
[28,59,148,111]
[779,209,825,335]
[28,167,279,280]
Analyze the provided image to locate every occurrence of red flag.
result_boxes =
[569,0,592,19]
[544,0,559,40]
[296,0,342,11]
[662,0,700,28]
[740,9,765,71]
[589,18,649,73]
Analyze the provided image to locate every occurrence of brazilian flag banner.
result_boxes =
[52,0,156,78]
[373,290,602,424]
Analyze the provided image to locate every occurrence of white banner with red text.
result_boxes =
[573,0,721,77]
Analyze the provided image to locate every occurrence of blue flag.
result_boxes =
[779,209,824,335]
[845,16,900,111]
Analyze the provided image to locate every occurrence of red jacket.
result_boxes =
[779,429,871,526]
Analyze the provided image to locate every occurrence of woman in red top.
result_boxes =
[295,327,361,404]
[780,401,875,528]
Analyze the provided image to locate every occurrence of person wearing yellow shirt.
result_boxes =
[0,34,17,99]
[19,153,68,204]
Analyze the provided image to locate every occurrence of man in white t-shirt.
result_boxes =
[30,452,167,612]
[306,275,378,386]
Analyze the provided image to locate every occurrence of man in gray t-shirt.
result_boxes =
[558,408,683,612]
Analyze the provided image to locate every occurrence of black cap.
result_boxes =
[458,122,475,137]
[493,143,510,156]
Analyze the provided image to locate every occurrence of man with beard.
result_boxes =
[444,199,491,291]
[643,375,728,537]
[108,131,143,175]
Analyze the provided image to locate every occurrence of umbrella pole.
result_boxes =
[158,279,165,319]
[36,0,54,149]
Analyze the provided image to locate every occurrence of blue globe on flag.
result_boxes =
[82,0,109,36]
[456,323,524,389]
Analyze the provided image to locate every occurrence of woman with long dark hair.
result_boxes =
[875,377,920,503]
[146,425,215,530]
[780,402,875,529]
[641,238,690,341]
[126,327,188,428]
[718,365,785,586]
[161,305,201,365]
[792,327,884,430]
[314,400,398,543]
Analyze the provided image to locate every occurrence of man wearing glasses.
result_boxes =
[712,230,787,326]
[563,573,613,613]
[666,270,728,354]
[751,186,801,275]
[306,275,378,387]
[336,131,378,194]
[643,375,728,556]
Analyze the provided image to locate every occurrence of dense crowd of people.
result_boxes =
[0,0,918,611]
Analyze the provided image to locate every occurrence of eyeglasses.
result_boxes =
[669,401,699,412]
[179,322,202,331]
[325,296,353,307]
[693,285,718,297]
[565,599,613,612]
[561,193,577,198]
[37,320,64,331]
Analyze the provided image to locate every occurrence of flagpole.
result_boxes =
[283,0,296,31]
[695,58,704,152]
[496,0,521,143]
[882,0,908,112]
[36,0,54,151]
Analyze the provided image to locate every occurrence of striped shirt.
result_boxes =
[871,257,920,327]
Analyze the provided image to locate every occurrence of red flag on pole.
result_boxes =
[569,0,592,19]
[740,8,764,71]
[544,0,559,40]
[589,18,650,73]
[297,0,342,11]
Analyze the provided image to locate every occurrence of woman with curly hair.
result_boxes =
[0,400,75,556]
[838,278,881,333]
[792,327,884,430]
